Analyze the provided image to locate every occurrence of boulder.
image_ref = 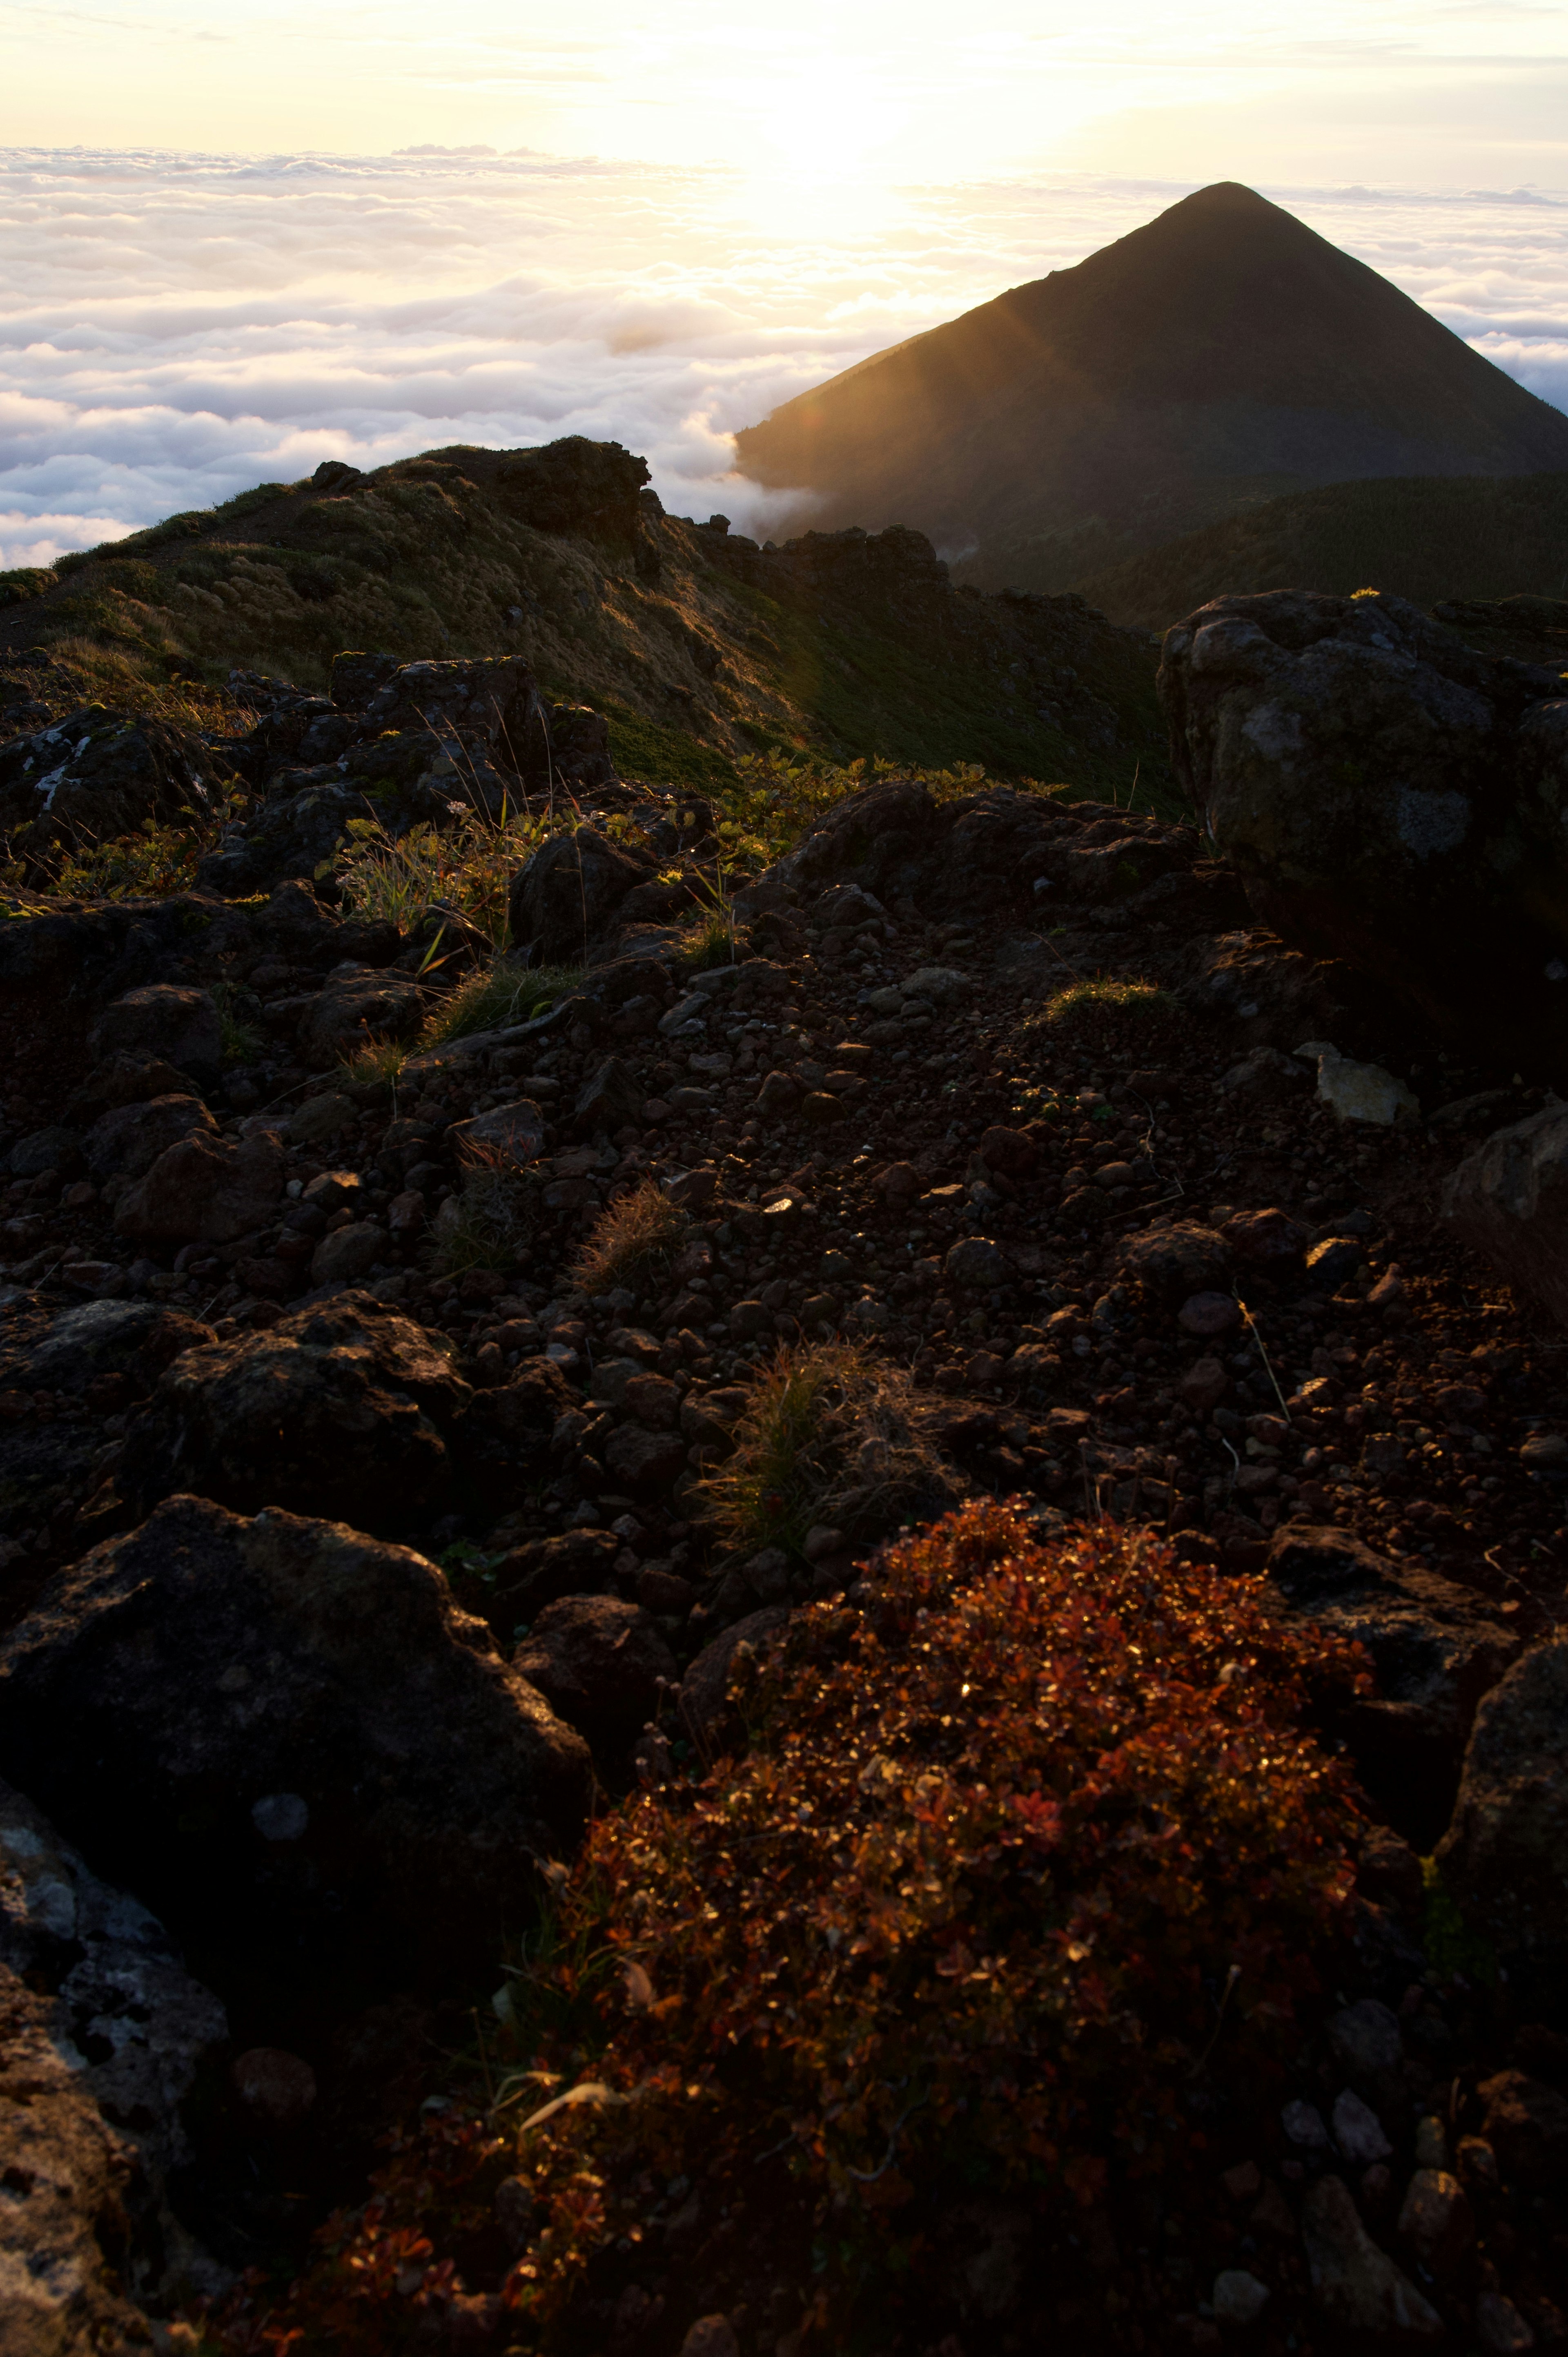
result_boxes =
[1477,2069,1568,2190]
[1300,2174,1442,2340]
[679,1605,792,1748]
[1159,588,1568,1066]
[310,1221,388,1286]
[297,971,427,1069]
[1442,1104,1568,1327]
[944,1237,1010,1292]
[508,825,656,963]
[0,704,211,855]
[90,983,223,1084]
[0,1493,592,1985]
[196,782,378,898]
[116,1292,471,1531]
[1118,1222,1233,1302]
[112,1126,285,1245]
[0,1960,154,2354]
[0,1299,213,1396]
[84,1093,216,1180]
[0,1777,227,2298]
[512,1595,677,1759]
[1434,1640,1568,1954]
[8,1123,82,1178]
[1264,1524,1520,1842]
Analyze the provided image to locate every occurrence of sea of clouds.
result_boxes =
[2,147,1566,570]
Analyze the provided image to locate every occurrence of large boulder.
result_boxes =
[0,705,212,858]
[508,824,657,964]
[1434,1639,1568,1957]
[84,1092,216,1180]
[196,782,376,898]
[0,1494,592,1984]
[0,1298,214,1397]
[512,1595,678,1762]
[1158,589,1568,1066]
[116,1292,471,1532]
[1442,1104,1568,1326]
[90,984,223,1085]
[1263,1524,1520,1843]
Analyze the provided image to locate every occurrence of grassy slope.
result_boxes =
[1074,471,1568,629]
[0,448,1167,802]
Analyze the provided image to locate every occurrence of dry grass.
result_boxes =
[337,1038,408,1091]
[695,1340,959,1558]
[431,1139,540,1276]
[420,959,582,1047]
[568,1178,688,1296]
[1040,976,1174,1024]
[334,809,566,946]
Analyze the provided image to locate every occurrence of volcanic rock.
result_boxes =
[91,983,223,1084]
[1434,1639,1568,1954]
[113,1125,285,1246]
[512,1595,677,1760]
[1442,1104,1568,1327]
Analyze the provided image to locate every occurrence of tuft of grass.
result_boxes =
[212,981,263,1066]
[675,906,737,972]
[432,1139,539,1275]
[420,959,582,1047]
[334,809,566,945]
[1040,976,1174,1025]
[695,1340,956,1558]
[338,1038,408,1091]
[569,1178,688,1297]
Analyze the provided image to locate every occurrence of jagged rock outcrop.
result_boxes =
[1159,587,1568,1066]
[1442,1103,1568,1327]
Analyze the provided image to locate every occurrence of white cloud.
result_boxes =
[0,150,1565,568]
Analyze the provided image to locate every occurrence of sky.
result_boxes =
[2,0,1568,567]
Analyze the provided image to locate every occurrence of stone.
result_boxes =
[84,1093,216,1180]
[756,1070,798,1115]
[8,1123,82,1178]
[1297,1043,1419,1126]
[0,1960,154,2353]
[68,1052,192,1125]
[680,1606,791,1746]
[1434,1642,1568,1953]
[285,1090,358,1145]
[512,1596,677,1757]
[91,983,223,1084]
[1212,2271,1270,2327]
[1397,2168,1473,2277]
[450,1098,546,1164]
[113,1127,286,1246]
[1160,587,1568,1066]
[232,2047,318,2130]
[624,1373,680,1429]
[1221,1206,1309,1270]
[1178,1291,1241,1336]
[679,2319,740,2357]
[116,1291,470,1532]
[1333,2088,1392,2166]
[1119,1222,1233,1302]
[1520,1430,1568,1471]
[1476,2071,1568,2190]
[800,1089,846,1125]
[0,1299,212,1396]
[1178,1356,1229,1415]
[1299,2173,1442,2341]
[1282,2099,1330,2151]
[572,1058,644,1137]
[900,966,967,1004]
[604,1424,688,1494]
[1328,1998,1404,2093]
[310,1221,388,1285]
[298,972,426,1070]
[508,825,655,964]
[1476,2292,1538,2353]
[0,1493,591,1988]
[944,1236,1010,1291]
[1306,1235,1363,1289]
[1265,1524,1519,1836]
[1442,1106,1568,1328]
[0,1775,227,2297]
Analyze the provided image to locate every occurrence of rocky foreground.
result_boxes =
[2,589,1567,2353]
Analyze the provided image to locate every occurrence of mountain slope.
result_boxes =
[734,182,1568,593]
[1073,471,1568,630]
[0,438,1165,798]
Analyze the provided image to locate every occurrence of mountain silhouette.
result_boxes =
[733,182,1568,591]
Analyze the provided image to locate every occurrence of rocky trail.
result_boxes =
[2,588,1567,2355]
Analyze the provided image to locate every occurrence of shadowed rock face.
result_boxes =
[0,1493,592,1988]
[1158,587,1568,1067]
[734,182,1568,592]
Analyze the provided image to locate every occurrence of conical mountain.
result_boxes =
[734,182,1568,591]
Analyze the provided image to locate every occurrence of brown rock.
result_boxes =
[680,1605,791,1746]
[91,983,222,1082]
[1396,2167,1472,2277]
[1477,2070,1568,2190]
[1443,1106,1568,1327]
[1299,2173,1442,2341]
[298,972,426,1069]
[1120,1222,1234,1302]
[1435,1640,1568,1952]
[84,1093,216,1180]
[604,1424,688,1494]
[310,1221,388,1285]
[1179,1356,1230,1414]
[232,2047,317,2130]
[624,1373,680,1429]
[1222,1207,1309,1270]
[512,1594,677,1756]
[113,1128,286,1246]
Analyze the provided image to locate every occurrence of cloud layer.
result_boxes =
[1,149,1565,569]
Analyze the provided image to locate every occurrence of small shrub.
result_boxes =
[432,1140,539,1275]
[421,961,581,1047]
[568,1177,687,1296]
[338,1038,408,1091]
[675,905,737,971]
[335,809,564,944]
[211,980,263,1065]
[216,1508,1370,2352]
[695,1339,956,1558]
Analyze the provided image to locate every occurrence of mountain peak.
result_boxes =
[734,187,1568,592]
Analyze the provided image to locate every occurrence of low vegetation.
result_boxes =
[695,1339,955,1559]
[215,1505,1369,2351]
[1039,976,1174,1025]
[333,811,560,945]
[419,959,582,1047]
[431,1140,540,1276]
[568,1178,688,1297]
